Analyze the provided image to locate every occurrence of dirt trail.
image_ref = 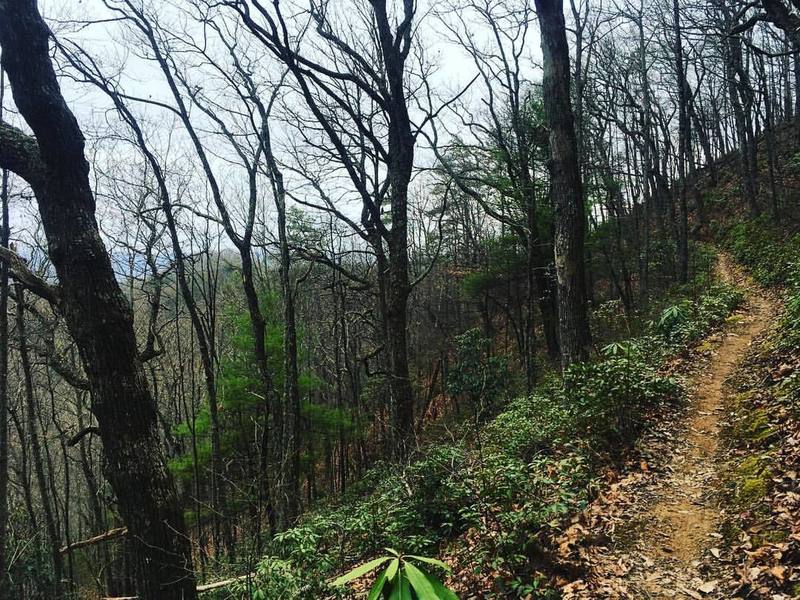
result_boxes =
[635,255,775,598]
[562,254,778,599]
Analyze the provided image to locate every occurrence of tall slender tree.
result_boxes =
[534,0,592,367]
[234,0,419,458]
[0,68,9,598]
[673,0,690,283]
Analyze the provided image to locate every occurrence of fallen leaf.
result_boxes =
[697,580,717,594]
[769,565,786,581]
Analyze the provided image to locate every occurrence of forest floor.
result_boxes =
[558,255,783,599]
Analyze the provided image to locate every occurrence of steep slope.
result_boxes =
[558,256,780,599]
[553,124,800,598]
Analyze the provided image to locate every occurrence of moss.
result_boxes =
[736,454,766,478]
[732,454,772,508]
[737,475,770,506]
[696,340,716,354]
[730,408,777,446]
[750,529,788,548]
[730,390,754,409]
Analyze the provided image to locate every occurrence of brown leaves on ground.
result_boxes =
[437,264,800,600]
[548,265,800,599]
[721,330,800,599]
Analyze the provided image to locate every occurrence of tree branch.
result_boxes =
[66,426,101,447]
[59,526,127,553]
[0,122,46,189]
[0,246,60,306]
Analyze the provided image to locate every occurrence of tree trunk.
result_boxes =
[673,0,690,283]
[386,271,414,458]
[534,0,592,368]
[522,169,560,364]
[16,285,64,596]
[0,70,8,599]
[0,3,196,598]
[757,55,781,218]
[266,131,302,528]
[377,7,416,460]
[794,47,800,117]
[723,5,760,216]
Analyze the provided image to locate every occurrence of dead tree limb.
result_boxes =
[59,526,127,554]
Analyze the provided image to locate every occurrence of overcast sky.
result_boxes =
[2,0,548,274]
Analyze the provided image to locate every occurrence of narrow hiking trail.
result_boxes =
[561,255,779,600]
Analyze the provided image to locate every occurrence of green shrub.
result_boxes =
[230,255,744,599]
[562,351,681,446]
[655,284,743,344]
[404,446,473,537]
[485,393,571,460]
[655,301,692,340]
[780,291,800,349]
[778,259,800,349]
[724,218,800,287]
[332,550,458,599]
[447,328,511,417]
[720,217,800,348]
[223,558,303,600]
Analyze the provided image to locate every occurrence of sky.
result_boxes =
[2,0,549,276]
[40,0,545,137]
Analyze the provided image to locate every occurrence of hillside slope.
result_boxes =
[550,129,800,598]
[213,123,800,600]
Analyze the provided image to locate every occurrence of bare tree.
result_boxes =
[438,0,561,384]
[233,0,422,458]
[0,69,9,597]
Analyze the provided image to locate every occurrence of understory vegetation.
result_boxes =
[2,0,800,597]
[723,218,800,289]
[215,250,744,599]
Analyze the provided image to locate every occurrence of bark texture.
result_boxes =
[673,0,690,283]
[0,78,8,598]
[534,0,592,367]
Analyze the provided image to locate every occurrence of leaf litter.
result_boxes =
[553,256,798,599]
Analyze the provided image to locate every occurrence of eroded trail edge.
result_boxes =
[561,255,778,599]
